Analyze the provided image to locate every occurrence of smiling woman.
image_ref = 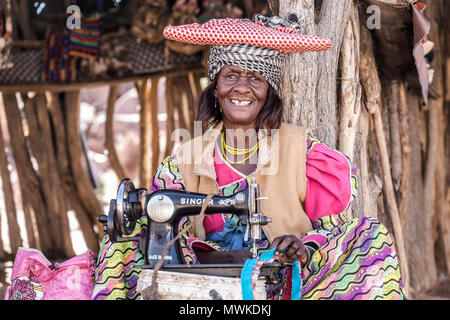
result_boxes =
[91,14,406,300]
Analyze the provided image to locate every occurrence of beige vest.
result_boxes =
[174,122,312,242]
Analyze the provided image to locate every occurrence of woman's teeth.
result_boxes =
[231,99,251,106]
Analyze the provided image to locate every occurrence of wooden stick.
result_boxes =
[372,104,410,295]
[65,91,103,240]
[165,77,176,158]
[21,93,66,256]
[105,84,127,181]
[150,76,161,178]
[46,92,99,251]
[136,79,151,189]
[358,106,379,219]
[34,93,75,257]
[398,82,411,228]
[387,81,402,190]
[0,68,205,94]
[359,22,410,296]
[338,1,361,163]
[0,95,23,254]
[2,93,54,254]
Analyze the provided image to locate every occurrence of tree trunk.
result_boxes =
[275,0,352,147]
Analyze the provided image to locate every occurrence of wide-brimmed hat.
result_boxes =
[163,15,332,53]
[163,14,333,92]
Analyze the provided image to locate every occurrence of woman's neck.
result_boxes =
[222,123,258,149]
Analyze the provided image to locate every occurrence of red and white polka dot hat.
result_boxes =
[163,17,333,54]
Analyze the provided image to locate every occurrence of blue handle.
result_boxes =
[241,247,302,300]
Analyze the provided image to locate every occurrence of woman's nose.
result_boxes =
[233,76,252,93]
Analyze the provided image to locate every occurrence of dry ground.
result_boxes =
[0,261,448,300]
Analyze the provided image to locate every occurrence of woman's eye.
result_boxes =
[226,74,237,79]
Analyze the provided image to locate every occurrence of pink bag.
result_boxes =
[5,247,97,300]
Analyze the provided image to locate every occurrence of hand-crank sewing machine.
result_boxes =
[98,177,285,278]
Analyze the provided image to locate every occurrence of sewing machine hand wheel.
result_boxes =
[115,178,138,236]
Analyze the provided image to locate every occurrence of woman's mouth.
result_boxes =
[230,99,252,106]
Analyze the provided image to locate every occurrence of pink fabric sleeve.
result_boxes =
[304,141,355,222]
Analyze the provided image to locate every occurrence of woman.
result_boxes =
[92,15,406,300]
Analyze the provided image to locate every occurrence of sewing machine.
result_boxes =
[98,177,284,278]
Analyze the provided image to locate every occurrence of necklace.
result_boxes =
[221,131,259,164]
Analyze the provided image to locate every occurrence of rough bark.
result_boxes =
[0,99,22,255]
[272,0,352,147]
[2,93,54,255]
[359,19,410,296]
[46,92,99,252]
[150,76,161,176]
[34,93,74,257]
[424,0,450,278]
[165,76,176,158]
[105,84,127,181]
[65,91,103,241]
[398,82,411,228]
[337,1,361,163]
[136,79,151,188]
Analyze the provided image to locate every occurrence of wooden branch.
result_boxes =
[105,84,127,181]
[34,93,75,257]
[65,91,103,239]
[358,106,380,218]
[338,1,361,162]
[21,194,38,250]
[187,71,202,121]
[165,77,176,158]
[398,82,411,228]
[2,93,54,254]
[0,96,22,254]
[150,77,161,178]
[18,0,35,40]
[0,68,205,94]
[180,75,196,137]
[22,93,68,257]
[359,21,410,296]
[387,81,402,190]
[136,79,152,189]
[46,92,99,251]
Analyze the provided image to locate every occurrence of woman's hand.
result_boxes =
[269,235,308,265]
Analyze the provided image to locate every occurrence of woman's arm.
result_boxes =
[304,135,358,221]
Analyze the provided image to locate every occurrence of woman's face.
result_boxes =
[214,65,269,130]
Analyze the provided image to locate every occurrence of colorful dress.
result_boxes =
[92,136,406,300]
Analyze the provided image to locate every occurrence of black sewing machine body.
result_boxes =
[98,178,281,278]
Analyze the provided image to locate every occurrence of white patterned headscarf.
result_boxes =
[207,44,285,93]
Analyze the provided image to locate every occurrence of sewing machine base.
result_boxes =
[137,269,268,300]
[136,262,288,278]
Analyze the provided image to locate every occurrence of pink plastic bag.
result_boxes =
[5,247,97,300]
